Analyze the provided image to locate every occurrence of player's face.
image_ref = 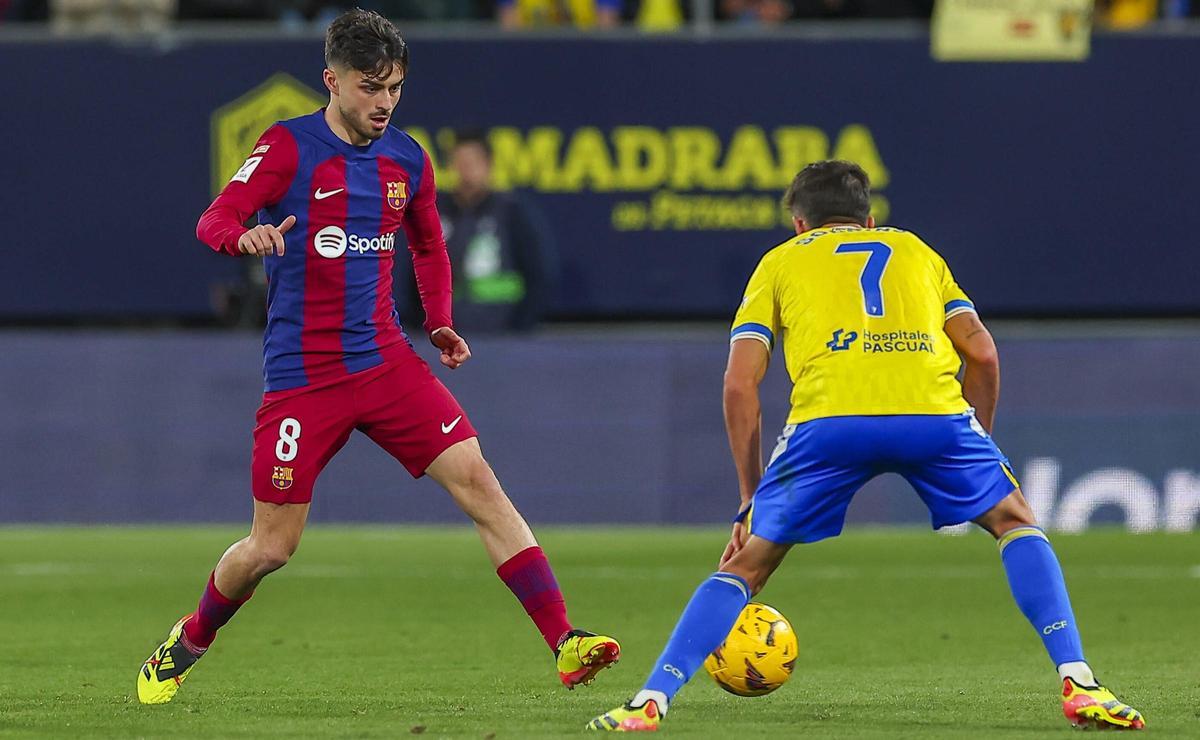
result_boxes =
[328,62,405,144]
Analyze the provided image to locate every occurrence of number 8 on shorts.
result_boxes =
[275,418,301,462]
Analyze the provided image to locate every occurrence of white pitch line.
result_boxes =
[1,562,95,576]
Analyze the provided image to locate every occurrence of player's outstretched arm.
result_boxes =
[724,338,770,501]
[721,338,770,566]
[946,311,1000,433]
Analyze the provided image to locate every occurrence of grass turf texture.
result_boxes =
[0,527,1195,738]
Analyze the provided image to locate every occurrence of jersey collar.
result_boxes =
[308,108,383,158]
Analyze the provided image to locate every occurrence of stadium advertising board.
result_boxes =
[0,34,1194,318]
[931,0,1094,61]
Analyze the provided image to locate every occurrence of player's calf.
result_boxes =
[427,439,536,560]
[427,440,622,687]
[977,492,1146,729]
[213,499,308,596]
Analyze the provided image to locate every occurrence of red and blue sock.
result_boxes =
[497,546,572,651]
[181,571,252,653]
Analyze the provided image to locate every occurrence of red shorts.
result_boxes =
[250,353,477,505]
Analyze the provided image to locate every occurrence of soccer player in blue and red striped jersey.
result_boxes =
[137,9,619,705]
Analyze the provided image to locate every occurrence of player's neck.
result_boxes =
[324,106,371,147]
[817,222,864,230]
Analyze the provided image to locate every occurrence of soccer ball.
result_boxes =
[703,602,798,696]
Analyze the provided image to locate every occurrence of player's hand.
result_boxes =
[719,520,750,569]
[237,215,296,257]
[431,326,471,369]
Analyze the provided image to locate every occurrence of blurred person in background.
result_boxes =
[719,0,790,24]
[176,0,272,20]
[634,0,684,30]
[401,130,556,334]
[498,0,621,28]
[790,0,932,19]
[1095,0,1159,28]
[175,1,488,22]
[2,0,48,21]
[272,1,489,23]
[717,0,933,23]
[51,0,175,31]
[358,0,488,20]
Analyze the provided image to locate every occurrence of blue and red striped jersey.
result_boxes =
[197,110,453,393]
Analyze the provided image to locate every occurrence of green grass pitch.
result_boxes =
[1,526,1196,738]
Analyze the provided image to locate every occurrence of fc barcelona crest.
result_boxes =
[272,466,294,491]
[387,181,407,210]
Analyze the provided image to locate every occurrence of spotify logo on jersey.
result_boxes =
[314,225,348,258]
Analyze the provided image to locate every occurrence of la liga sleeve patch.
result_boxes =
[231,156,264,184]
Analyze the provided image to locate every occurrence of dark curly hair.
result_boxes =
[782,160,871,226]
[325,8,409,80]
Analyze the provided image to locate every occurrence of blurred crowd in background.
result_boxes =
[2,1,1195,31]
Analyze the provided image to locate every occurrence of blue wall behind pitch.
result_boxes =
[1,329,1197,531]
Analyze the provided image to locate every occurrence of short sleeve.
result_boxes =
[730,256,780,351]
[938,254,976,321]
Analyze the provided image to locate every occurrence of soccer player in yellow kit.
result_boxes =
[588,161,1144,732]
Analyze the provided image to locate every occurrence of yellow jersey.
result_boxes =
[731,225,976,425]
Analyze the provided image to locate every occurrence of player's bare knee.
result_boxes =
[986,515,1039,540]
[458,455,496,491]
[248,536,298,574]
[450,456,505,505]
[257,549,292,575]
[464,487,520,528]
[464,459,501,496]
[976,489,1038,539]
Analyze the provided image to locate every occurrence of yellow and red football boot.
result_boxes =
[1062,677,1145,730]
[137,615,203,705]
[557,629,621,689]
[586,699,662,732]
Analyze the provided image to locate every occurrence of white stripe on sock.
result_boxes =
[711,575,750,601]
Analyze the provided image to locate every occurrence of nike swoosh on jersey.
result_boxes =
[314,188,344,200]
[441,415,463,434]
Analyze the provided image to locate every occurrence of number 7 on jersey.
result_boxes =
[835,241,892,317]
